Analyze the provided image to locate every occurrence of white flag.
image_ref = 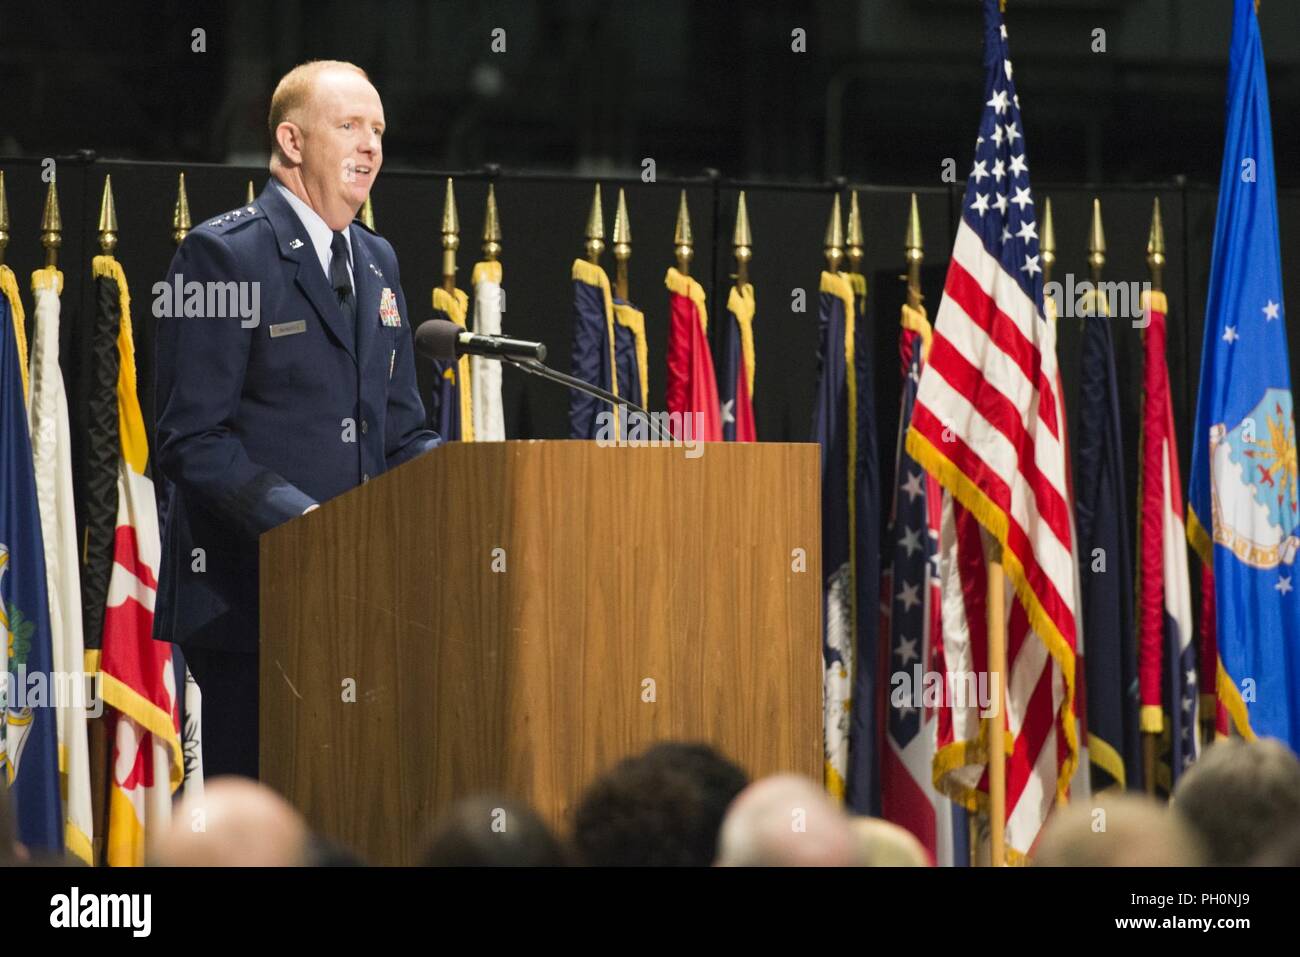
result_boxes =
[471,261,506,440]
[28,266,94,863]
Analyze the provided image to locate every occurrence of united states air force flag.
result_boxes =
[1188,0,1300,751]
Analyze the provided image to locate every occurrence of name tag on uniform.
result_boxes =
[379,288,401,327]
[269,320,307,338]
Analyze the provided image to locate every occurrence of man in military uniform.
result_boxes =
[153,60,440,778]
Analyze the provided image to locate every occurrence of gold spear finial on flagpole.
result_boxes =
[0,170,9,266]
[613,188,632,300]
[823,193,844,274]
[674,190,693,275]
[904,192,924,310]
[173,172,191,247]
[482,182,501,262]
[1087,197,1106,284]
[1147,197,1166,294]
[441,178,460,293]
[846,190,864,275]
[359,194,375,231]
[733,190,752,288]
[585,183,605,266]
[41,177,62,268]
[98,174,118,256]
[1041,196,1056,285]
[246,180,255,205]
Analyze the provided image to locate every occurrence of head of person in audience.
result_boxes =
[150,776,311,866]
[0,779,25,865]
[1172,737,1300,866]
[1251,819,1300,866]
[1033,792,1203,866]
[571,741,749,866]
[848,816,932,866]
[715,773,856,867]
[421,795,566,866]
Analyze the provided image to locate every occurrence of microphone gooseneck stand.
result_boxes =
[500,356,674,444]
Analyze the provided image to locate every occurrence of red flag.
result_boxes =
[1137,290,1199,782]
[665,268,721,442]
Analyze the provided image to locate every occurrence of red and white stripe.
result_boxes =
[908,220,1080,861]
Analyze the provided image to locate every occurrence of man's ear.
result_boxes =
[274,121,304,166]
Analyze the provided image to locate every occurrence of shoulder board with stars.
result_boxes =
[203,205,263,232]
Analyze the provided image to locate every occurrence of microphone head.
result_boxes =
[415,319,462,362]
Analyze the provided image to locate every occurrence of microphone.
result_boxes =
[415,319,547,363]
[415,318,670,442]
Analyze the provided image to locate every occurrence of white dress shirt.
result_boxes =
[273,180,355,289]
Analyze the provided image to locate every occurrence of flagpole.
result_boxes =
[0,170,9,269]
[41,178,61,268]
[986,189,1010,856]
[986,537,1007,866]
[441,178,460,293]
[173,172,191,247]
[904,193,922,310]
[1144,198,1163,790]
[734,191,751,288]
[613,188,631,300]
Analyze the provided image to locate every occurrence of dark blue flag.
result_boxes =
[812,269,878,809]
[1,282,64,854]
[570,260,618,439]
[1074,291,1142,790]
[612,298,647,411]
[845,272,880,814]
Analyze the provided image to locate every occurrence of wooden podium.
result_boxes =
[260,440,822,864]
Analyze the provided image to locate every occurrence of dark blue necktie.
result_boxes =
[330,230,356,345]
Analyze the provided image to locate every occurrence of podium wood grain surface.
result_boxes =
[260,440,822,865]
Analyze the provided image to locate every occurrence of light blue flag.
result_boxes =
[1188,0,1300,751]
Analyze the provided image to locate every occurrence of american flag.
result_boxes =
[904,0,1079,861]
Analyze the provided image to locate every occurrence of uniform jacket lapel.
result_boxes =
[350,224,383,370]
[259,180,357,363]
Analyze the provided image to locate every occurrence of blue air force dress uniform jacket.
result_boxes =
[153,179,441,653]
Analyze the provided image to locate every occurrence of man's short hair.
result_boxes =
[570,741,748,866]
[421,795,566,867]
[1173,738,1300,866]
[1033,793,1203,867]
[268,60,370,162]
